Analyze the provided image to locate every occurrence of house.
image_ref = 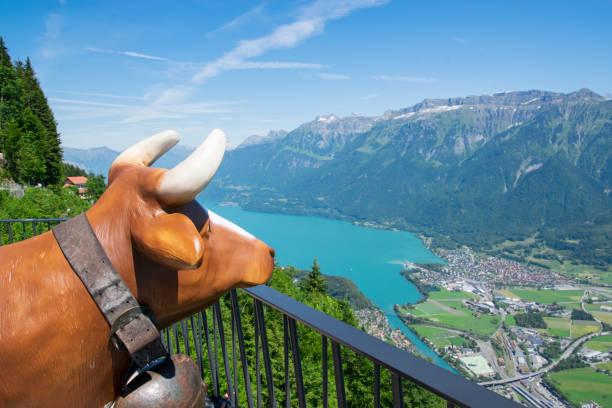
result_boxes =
[63,176,88,197]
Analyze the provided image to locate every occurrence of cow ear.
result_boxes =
[132,213,205,270]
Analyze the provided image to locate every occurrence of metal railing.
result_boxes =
[2,218,523,408]
[0,218,68,245]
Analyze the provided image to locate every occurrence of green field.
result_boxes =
[505,314,516,327]
[584,302,611,312]
[593,312,612,325]
[548,368,612,407]
[408,299,499,338]
[543,317,571,337]
[596,361,612,371]
[428,287,477,300]
[408,325,470,349]
[570,320,600,338]
[583,334,612,352]
[504,288,583,305]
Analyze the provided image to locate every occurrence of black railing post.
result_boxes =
[202,310,220,396]
[391,372,404,408]
[331,340,347,408]
[254,302,261,408]
[230,290,254,408]
[288,317,306,408]
[254,300,276,408]
[214,301,234,406]
[283,316,290,408]
[322,335,328,408]
[173,323,180,354]
[180,320,190,356]
[374,363,380,408]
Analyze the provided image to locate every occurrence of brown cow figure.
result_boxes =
[0,129,275,407]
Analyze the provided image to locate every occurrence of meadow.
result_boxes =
[500,288,584,305]
[539,317,598,338]
[548,368,611,408]
[408,325,471,349]
[583,334,612,352]
[402,289,498,338]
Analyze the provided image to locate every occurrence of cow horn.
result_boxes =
[111,130,180,168]
[157,129,226,206]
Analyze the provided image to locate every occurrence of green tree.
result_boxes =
[85,174,107,202]
[0,37,63,186]
[18,57,62,185]
[301,258,327,294]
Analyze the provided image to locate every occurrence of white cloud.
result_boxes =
[47,89,143,100]
[87,47,169,61]
[193,0,388,82]
[317,73,350,80]
[49,98,132,108]
[362,93,379,99]
[122,51,169,61]
[240,61,328,70]
[220,4,266,31]
[50,89,239,125]
[371,75,438,83]
[45,13,63,40]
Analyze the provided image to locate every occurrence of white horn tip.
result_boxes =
[113,129,180,167]
[208,128,226,151]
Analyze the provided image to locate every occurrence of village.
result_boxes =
[394,247,612,407]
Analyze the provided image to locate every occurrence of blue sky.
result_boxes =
[1,0,611,149]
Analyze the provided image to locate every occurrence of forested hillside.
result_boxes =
[205,90,612,268]
[188,265,444,407]
[0,37,62,186]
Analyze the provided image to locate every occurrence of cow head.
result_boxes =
[87,130,274,327]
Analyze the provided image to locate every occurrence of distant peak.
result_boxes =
[316,114,338,122]
[568,88,603,100]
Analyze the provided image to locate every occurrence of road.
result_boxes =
[479,331,610,386]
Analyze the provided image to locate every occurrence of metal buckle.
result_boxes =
[109,306,155,351]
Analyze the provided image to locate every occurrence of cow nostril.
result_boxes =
[269,247,275,258]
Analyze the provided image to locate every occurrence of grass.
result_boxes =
[593,312,612,325]
[496,289,518,299]
[414,302,448,315]
[505,288,583,305]
[584,302,610,312]
[409,325,470,349]
[548,367,612,408]
[570,320,600,338]
[596,361,612,372]
[583,334,612,352]
[428,287,477,300]
[543,317,571,337]
[412,300,499,338]
[505,314,516,327]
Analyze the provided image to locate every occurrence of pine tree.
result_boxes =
[0,37,63,185]
[0,37,21,151]
[19,57,62,185]
[301,258,328,294]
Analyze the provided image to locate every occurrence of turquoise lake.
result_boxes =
[199,200,453,371]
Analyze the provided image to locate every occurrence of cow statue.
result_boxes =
[0,130,275,407]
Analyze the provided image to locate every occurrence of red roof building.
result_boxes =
[63,176,88,196]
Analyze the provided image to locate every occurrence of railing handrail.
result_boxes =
[244,285,520,408]
[0,218,69,223]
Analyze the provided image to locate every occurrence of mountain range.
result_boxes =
[63,89,612,268]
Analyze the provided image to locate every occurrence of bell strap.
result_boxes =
[52,213,167,369]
